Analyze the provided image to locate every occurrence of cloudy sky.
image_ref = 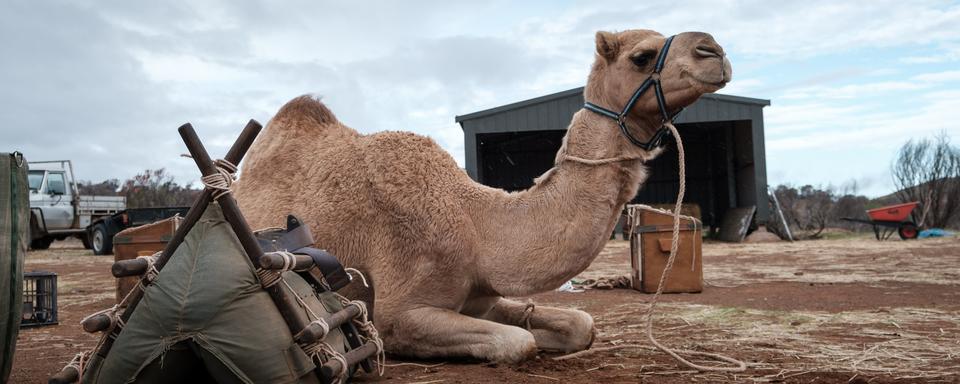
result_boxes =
[3,0,959,197]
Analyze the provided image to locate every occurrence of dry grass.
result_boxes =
[571,236,960,381]
[703,236,960,287]
[582,237,960,287]
[587,303,960,381]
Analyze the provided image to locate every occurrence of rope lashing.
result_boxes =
[138,251,162,283]
[333,294,384,375]
[348,298,385,375]
[627,205,699,272]
[307,317,331,340]
[268,250,299,271]
[80,305,125,335]
[519,302,535,330]
[65,352,90,380]
[200,158,238,199]
[256,268,283,288]
[279,276,384,376]
[303,342,350,384]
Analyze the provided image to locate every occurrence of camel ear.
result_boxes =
[595,31,619,61]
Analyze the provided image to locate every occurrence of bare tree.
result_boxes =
[891,132,960,228]
[769,184,836,239]
[120,168,200,208]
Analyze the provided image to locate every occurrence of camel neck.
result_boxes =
[474,111,655,296]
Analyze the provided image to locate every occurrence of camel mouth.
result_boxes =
[695,46,723,59]
[691,75,729,92]
[689,55,732,93]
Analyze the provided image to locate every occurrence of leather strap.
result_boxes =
[583,35,682,151]
[255,215,351,291]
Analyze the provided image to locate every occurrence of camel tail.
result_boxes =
[273,94,339,127]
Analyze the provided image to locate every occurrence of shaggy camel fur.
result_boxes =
[234,29,731,363]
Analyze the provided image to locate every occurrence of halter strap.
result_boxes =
[583,35,683,151]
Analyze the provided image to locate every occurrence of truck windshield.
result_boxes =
[28,171,44,192]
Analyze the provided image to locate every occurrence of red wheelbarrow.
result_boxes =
[841,202,920,240]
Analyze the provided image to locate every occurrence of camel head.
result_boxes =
[584,29,732,145]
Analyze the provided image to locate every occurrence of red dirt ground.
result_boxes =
[10,235,960,383]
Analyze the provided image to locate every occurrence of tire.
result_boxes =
[79,233,92,249]
[898,222,919,240]
[91,223,113,255]
[30,237,53,250]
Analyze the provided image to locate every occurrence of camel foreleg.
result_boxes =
[481,298,595,353]
[384,306,537,363]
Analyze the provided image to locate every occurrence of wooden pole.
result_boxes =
[50,121,263,384]
[111,258,150,277]
[320,342,380,379]
[295,304,363,344]
[258,252,315,271]
[178,125,342,382]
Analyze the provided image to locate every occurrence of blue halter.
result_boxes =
[583,35,683,151]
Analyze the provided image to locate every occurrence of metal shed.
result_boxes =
[456,87,772,230]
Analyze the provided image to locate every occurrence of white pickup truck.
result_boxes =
[28,160,190,254]
[27,160,126,251]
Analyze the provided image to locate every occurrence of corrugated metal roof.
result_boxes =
[455,87,770,124]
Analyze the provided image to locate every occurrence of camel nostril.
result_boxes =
[695,45,721,58]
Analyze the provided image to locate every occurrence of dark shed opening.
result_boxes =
[457,87,770,231]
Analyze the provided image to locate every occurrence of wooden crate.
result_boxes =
[627,205,702,293]
[113,216,182,303]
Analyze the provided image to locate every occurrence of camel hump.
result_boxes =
[274,94,339,127]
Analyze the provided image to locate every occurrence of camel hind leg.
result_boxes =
[481,298,595,353]
[383,306,537,363]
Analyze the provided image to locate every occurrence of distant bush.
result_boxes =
[77,179,120,195]
[767,183,869,240]
[78,168,199,208]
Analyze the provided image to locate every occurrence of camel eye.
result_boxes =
[631,52,654,68]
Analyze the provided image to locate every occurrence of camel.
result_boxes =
[233,29,731,363]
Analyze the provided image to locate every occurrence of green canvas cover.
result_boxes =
[1,152,28,384]
[82,204,348,384]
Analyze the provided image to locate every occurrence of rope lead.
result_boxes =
[644,122,747,372]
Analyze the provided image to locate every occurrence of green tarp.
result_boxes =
[1,152,28,383]
[82,204,347,384]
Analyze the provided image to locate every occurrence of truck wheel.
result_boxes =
[92,223,113,255]
[79,233,92,249]
[30,237,53,250]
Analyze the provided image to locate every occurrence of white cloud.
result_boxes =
[911,69,960,83]
[767,90,960,152]
[2,0,960,198]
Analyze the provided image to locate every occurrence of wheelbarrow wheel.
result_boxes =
[898,222,919,240]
